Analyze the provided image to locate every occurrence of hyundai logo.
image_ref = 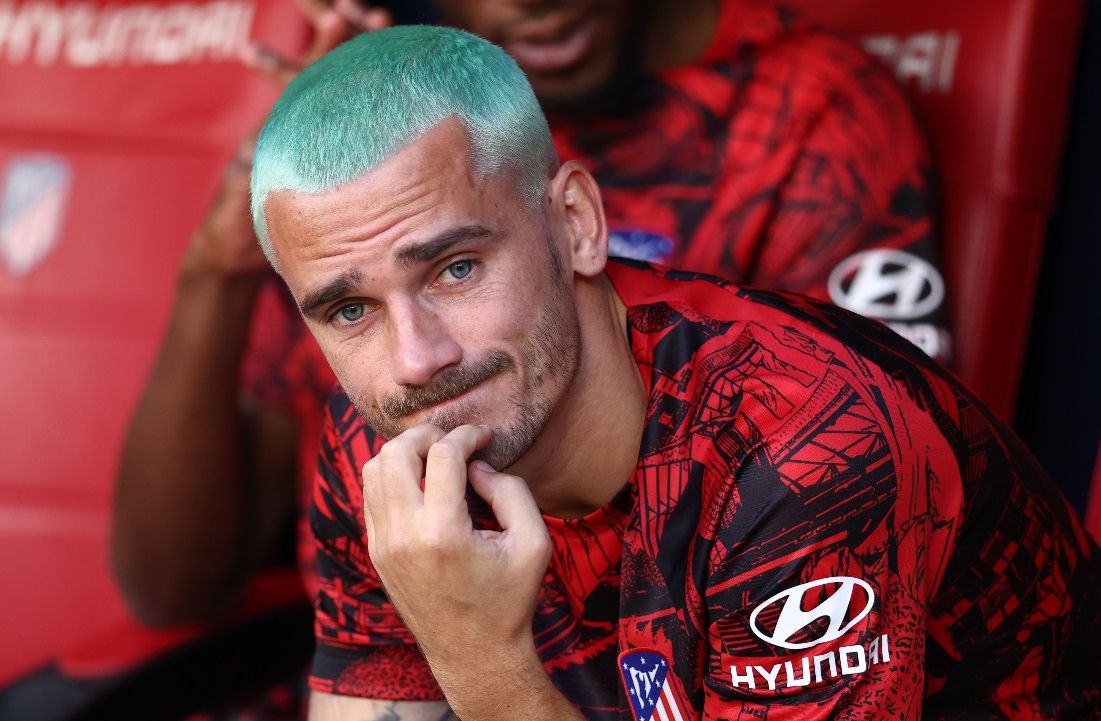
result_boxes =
[748,576,876,650]
[828,249,945,320]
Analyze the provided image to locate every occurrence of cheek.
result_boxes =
[449,281,537,343]
[313,334,386,401]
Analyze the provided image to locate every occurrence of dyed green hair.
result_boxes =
[250,25,558,265]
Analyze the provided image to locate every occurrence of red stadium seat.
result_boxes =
[775,0,1084,419]
[1088,445,1101,544]
[0,0,309,685]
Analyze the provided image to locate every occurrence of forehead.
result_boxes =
[263,118,520,281]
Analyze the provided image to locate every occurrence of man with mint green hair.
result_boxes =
[253,21,1101,721]
[255,25,618,720]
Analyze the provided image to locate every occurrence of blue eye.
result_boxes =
[445,259,474,280]
[338,303,365,323]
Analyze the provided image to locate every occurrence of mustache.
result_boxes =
[377,351,515,418]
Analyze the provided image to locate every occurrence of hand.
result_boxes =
[243,0,393,85]
[182,135,270,278]
[361,425,552,674]
[185,2,393,278]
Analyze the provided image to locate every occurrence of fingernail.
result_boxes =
[319,10,343,30]
[335,0,367,23]
[473,460,494,473]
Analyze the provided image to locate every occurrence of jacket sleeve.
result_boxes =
[700,368,961,720]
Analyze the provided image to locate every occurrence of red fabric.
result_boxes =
[242,278,336,602]
[307,260,1101,719]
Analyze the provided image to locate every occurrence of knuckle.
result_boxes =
[376,441,401,462]
[382,527,458,562]
[427,439,462,463]
[528,531,552,566]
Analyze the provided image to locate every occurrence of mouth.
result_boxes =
[503,11,600,75]
[388,378,486,422]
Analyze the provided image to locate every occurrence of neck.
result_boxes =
[509,272,646,518]
[641,0,721,73]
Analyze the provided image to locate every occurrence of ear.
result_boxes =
[546,160,608,278]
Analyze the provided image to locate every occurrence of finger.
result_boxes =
[223,135,256,179]
[302,10,353,65]
[240,42,301,85]
[468,461,546,540]
[423,425,491,517]
[360,467,376,543]
[335,0,393,31]
[363,424,447,515]
[293,0,332,23]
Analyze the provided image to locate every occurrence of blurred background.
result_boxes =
[0,0,1097,717]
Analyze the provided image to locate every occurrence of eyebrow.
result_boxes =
[298,268,365,317]
[394,224,495,268]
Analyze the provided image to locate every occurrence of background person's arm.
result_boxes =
[111,156,297,626]
[111,2,389,626]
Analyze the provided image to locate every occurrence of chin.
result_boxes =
[530,62,614,109]
[477,430,536,472]
[533,57,645,116]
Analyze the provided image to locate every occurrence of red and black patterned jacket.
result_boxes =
[307,261,1100,720]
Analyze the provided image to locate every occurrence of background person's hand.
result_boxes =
[185,2,393,277]
[362,424,552,679]
[182,135,270,277]
[244,0,393,85]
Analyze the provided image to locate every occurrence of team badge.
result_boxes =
[0,154,72,277]
[608,228,675,264]
[619,649,685,721]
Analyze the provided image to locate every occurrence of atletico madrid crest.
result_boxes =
[619,648,686,721]
[0,154,72,277]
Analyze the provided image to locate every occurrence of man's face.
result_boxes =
[264,119,582,470]
[432,0,636,108]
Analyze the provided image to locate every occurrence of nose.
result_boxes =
[386,299,463,387]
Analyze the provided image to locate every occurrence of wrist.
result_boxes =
[179,243,269,293]
[162,252,269,364]
[431,641,572,721]
[181,228,272,282]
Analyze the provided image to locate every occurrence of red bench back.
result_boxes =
[0,0,308,683]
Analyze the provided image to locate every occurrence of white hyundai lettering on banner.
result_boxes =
[0,1,255,67]
[863,30,960,93]
[828,248,945,321]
